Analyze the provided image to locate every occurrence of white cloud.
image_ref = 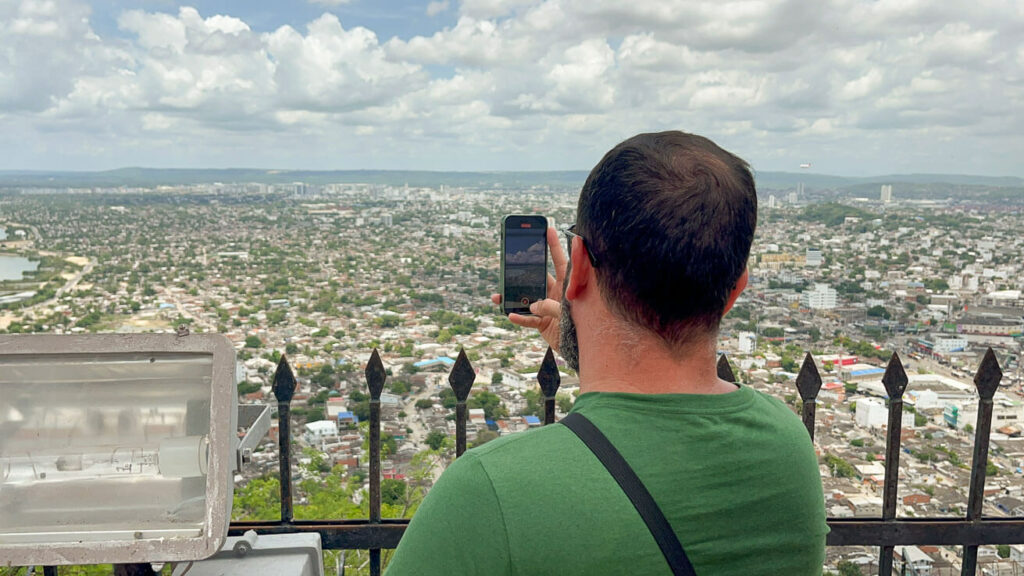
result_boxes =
[0,0,122,112]
[268,14,424,112]
[839,69,885,101]
[459,0,538,20]
[1,0,1023,175]
[386,17,533,66]
[308,0,354,6]
[426,1,450,17]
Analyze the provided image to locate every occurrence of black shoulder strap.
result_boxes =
[560,412,697,576]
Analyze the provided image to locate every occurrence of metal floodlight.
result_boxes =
[0,334,239,566]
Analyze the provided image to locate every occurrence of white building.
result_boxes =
[896,546,933,576]
[906,389,940,411]
[304,420,339,444]
[933,337,967,354]
[802,283,838,310]
[880,184,893,204]
[768,195,777,209]
[981,289,1024,308]
[326,398,348,419]
[737,331,756,354]
[847,494,882,517]
[805,249,823,267]
[856,398,888,428]
[945,399,1024,430]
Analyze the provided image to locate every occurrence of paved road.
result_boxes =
[55,258,95,299]
[401,381,447,485]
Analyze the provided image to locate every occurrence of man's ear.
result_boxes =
[722,268,748,316]
[564,236,592,301]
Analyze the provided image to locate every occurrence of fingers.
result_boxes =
[547,227,567,281]
[545,273,558,297]
[507,312,544,330]
[547,227,567,301]
[529,298,561,320]
[491,293,502,305]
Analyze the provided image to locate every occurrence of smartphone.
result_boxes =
[500,214,548,316]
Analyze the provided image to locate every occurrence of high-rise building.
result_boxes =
[801,283,837,309]
[805,248,823,267]
[768,195,777,209]
[880,184,893,204]
[856,398,887,428]
[786,182,804,205]
[737,331,756,354]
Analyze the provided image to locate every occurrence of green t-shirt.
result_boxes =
[386,386,828,575]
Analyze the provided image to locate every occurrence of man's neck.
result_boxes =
[576,326,737,396]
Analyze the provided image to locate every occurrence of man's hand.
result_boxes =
[491,227,567,353]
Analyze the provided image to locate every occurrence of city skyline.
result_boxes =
[2,0,1023,177]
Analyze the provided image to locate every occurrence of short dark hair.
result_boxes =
[577,131,757,350]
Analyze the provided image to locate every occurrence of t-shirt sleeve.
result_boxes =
[385,453,511,576]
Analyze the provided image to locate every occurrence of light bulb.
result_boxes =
[1,435,209,484]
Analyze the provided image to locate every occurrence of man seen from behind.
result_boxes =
[386,131,828,575]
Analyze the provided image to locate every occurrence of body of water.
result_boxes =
[0,256,38,281]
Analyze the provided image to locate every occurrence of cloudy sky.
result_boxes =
[1,0,1022,176]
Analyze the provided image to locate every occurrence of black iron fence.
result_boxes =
[227,346,1024,576]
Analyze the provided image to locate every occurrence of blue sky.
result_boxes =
[1,0,1023,176]
[87,0,455,39]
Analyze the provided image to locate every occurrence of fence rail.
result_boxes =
[228,345,1022,576]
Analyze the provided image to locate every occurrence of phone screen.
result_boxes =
[502,215,548,315]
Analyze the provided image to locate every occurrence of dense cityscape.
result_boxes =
[1,175,1023,575]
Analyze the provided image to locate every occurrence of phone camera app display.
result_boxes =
[504,227,546,310]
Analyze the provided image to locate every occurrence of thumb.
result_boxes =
[529,298,561,319]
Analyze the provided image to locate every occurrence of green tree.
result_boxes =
[987,460,999,477]
[867,305,891,320]
[468,391,507,420]
[388,379,411,395]
[556,393,574,414]
[781,355,798,372]
[825,454,857,479]
[244,335,262,348]
[439,388,457,409]
[237,380,261,396]
[520,389,544,417]
[836,560,862,576]
[232,475,281,521]
[415,398,434,410]
[350,400,370,423]
[472,429,499,447]
[425,430,447,451]
[381,478,407,506]
[376,315,401,328]
[491,372,503,385]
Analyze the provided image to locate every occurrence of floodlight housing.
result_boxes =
[0,334,237,566]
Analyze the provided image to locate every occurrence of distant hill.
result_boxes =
[0,168,591,189]
[0,167,1020,192]
[752,171,1024,191]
